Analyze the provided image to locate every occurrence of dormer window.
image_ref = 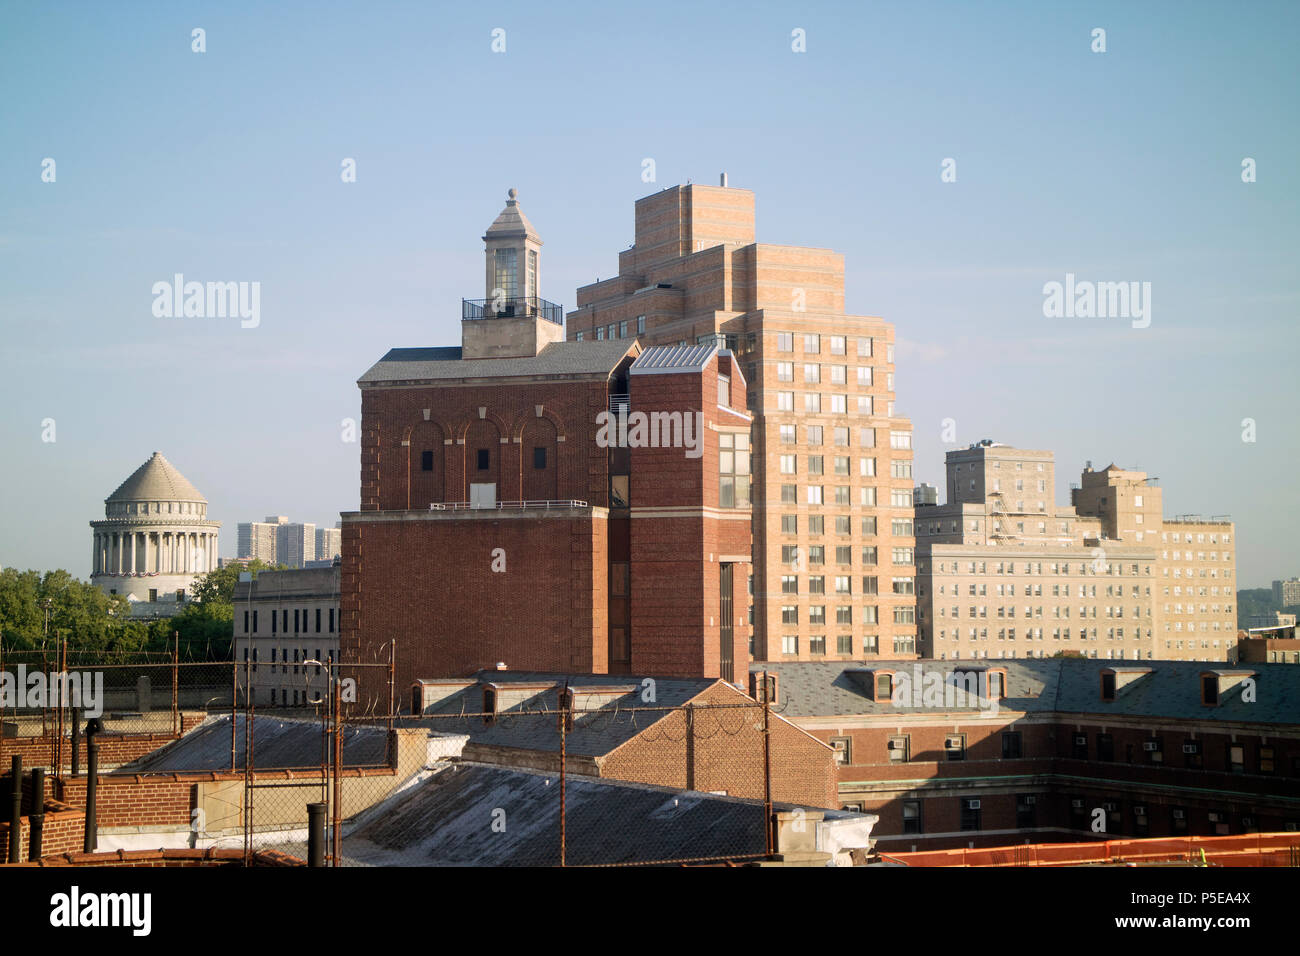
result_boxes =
[876,672,893,700]
[1101,672,1117,701]
[1201,675,1218,706]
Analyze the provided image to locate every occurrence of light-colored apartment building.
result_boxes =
[232,566,340,706]
[1072,463,1237,661]
[567,179,916,661]
[916,442,1236,662]
[237,516,285,563]
[315,524,342,562]
[1273,577,1300,608]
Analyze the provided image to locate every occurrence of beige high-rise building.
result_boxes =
[1072,464,1236,661]
[915,442,1236,663]
[568,180,916,661]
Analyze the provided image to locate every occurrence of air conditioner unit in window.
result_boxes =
[1207,812,1224,823]
[1143,741,1159,751]
[1172,809,1186,820]
[1133,806,1147,816]
[1182,744,1198,754]
[966,799,981,810]
[1103,802,1118,812]
[946,736,963,749]
[1071,799,1084,809]
[1022,795,1036,805]
[1074,735,1087,746]
[1241,816,1254,827]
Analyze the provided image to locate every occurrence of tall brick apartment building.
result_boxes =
[915,441,1237,663]
[567,180,917,663]
[341,191,751,702]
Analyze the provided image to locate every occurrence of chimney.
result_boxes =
[720,172,728,187]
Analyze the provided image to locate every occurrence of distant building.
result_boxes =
[232,566,340,706]
[236,516,284,563]
[89,452,220,617]
[1273,578,1300,607]
[914,443,1237,662]
[315,525,342,562]
[236,515,327,568]
[1249,611,1297,629]
[277,522,316,568]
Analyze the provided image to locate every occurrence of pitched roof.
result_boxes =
[629,343,718,375]
[406,670,719,757]
[483,188,540,241]
[751,658,1300,725]
[107,452,206,503]
[116,714,387,773]
[335,763,859,866]
[358,339,636,385]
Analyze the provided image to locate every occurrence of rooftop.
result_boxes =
[358,339,636,386]
[106,452,206,504]
[751,658,1300,724]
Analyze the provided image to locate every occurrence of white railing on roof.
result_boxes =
[428,500,589,512]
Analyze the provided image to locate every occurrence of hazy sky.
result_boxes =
[2,1,1296,587]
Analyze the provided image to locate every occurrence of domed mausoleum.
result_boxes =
[89,452,221,616]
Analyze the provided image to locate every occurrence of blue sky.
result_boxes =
[1,1,1296,587]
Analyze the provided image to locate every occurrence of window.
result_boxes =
[718,374,730,406]
[1016,794,1037,829]
[857,336,872,357]
[780,454,796,475]
[836,634,852,654]
[960,799,981,831]
[830,736,851,765]
[1227,744,1245,774]
[781,635,798,655]
[781,575,798,594]
[533,447,547,469]
[946,734,966,761]
[830,365,846,385]
[781,484,797,504]
[804,393,821,413]
[808,485,823,505]
[830,395,847,414]
[778,391,794,411]
[1095,733,1114,761]
[1183,739,1202,769]
[636,315,645,335]
[1002,732,1022,759]
[1072,734,1088,760]
[718,433,750,508]
[829,335,846,355]
[777,332,793,352]
[902,800,922,834]
[477,449,490,471]
[803,333,820,354]
[890,431,912,450]
[809,635,826,656]
[803,363,820,384]
[777,361,793,382]
[421,450,434,471]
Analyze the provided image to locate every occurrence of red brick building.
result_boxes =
[754,657,1300,851]
[341,191,752,703]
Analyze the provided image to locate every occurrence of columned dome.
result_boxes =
[90,452,221,615]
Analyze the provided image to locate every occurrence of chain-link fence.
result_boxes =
[4,647,812,867]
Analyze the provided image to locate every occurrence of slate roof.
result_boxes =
[751,658,1300,725]
[338,762,856,866]
[116,714,389,773]
[404,670,720,758]
[107,452,206,503]
[358,339,636,385]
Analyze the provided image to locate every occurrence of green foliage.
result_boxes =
[0,567,131,655]
[0,564,283,661]
[189,559,282,607]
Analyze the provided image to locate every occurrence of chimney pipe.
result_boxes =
[720,172,728,187]
[7,755,21,864]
